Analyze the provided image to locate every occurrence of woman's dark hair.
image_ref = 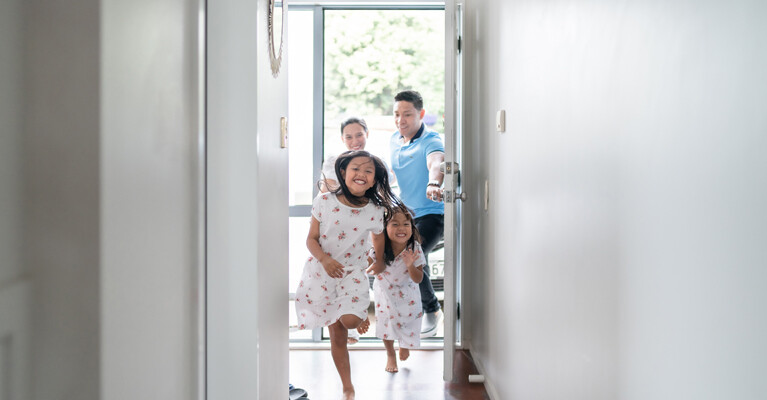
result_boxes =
[332,150,401,213]
[340,117,368,134]
[383,205,422,265]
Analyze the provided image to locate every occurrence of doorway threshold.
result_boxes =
[290,338,445,351]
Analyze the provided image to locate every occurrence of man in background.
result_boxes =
[388,90,445,338]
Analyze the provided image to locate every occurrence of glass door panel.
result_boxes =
[288,9,316,208]
[323,8,446,341]
[288,9,318,341]
[288,5,447,344]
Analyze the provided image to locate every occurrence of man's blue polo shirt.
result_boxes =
[390,124,445,218]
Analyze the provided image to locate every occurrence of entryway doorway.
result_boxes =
[286,0,465,382]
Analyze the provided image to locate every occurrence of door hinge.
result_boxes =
[457,36,462,53]
[456,302,461,320]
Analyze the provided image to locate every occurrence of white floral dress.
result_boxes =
[295,193,384,330]
[370,243,426,348]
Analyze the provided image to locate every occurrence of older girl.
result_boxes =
[295,150,399,399]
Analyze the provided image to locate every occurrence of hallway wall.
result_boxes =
[0,0,23,287]
[0,1,29,397]
[207,0,290,397]
[463,0,767,399]
[9,0,202,398]
[24,1,102,398]
[12,0,286,397]
[101,0,202,398]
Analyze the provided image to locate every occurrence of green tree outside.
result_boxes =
[324,10,445,133]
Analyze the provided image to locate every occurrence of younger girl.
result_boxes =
[367,205,426,373]
[295,150,399,400]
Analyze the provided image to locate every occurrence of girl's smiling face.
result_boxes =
[341,156,376,197]
[386,211,413,245]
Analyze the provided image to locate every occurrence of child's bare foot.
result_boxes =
[356,317,370,335]
[347,328,360,344]
[385,353,399,373]
[399,347,410,361]
[342,387,355,400]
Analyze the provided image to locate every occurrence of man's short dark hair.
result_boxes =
[394,90,423,111]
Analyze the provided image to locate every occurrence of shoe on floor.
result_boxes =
[289,387,308,399]
[420,309,443,338]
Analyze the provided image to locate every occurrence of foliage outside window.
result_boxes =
[324,10,446,133]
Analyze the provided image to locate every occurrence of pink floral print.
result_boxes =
[370,243,426,349]
[295,192,385,330]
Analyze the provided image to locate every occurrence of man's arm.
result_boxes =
[426,151,445,202]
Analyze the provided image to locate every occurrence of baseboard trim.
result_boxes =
[467,340,500,400]
[290,338,445,351]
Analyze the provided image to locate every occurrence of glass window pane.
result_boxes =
[323,9,445,170]
[288,216,312,292]
[288,9,317,342]
[288,216,313,341]
[288,9,316,207]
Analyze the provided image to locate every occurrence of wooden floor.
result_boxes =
[290,348,490,400]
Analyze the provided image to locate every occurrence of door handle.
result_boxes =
[443,190,467,203]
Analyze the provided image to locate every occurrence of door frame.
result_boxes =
[283,0,466,382]
[286,2,451,347]
[442,0,464,382]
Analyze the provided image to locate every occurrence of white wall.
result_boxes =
[0,0,23,287]
[15,0,202,399]
[464,0,767,399]
[207,0,289,397]
[206,0,262,396]
[24,1,102,398]
[101,0,202,398]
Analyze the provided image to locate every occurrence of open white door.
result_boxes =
[443,0,464,382]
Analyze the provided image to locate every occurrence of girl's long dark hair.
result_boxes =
[383,205,422,265]
[332,150,401,214]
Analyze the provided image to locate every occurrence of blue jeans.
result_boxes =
[414,213,443,314]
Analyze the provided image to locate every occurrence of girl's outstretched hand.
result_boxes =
[320,257,345,279]
[401,248,416,268]
[366,259,386,276]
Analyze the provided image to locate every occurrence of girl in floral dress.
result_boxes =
[368,205,425,373]
[318,117,395,345]
[295,150,399,400]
